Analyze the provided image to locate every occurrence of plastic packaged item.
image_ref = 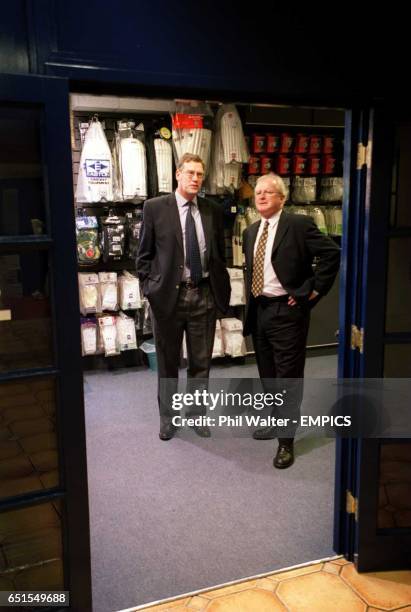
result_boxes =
[142,298,152,335]
[99,272,118,311]
[98,315,120,356]
[292,204,310,216]
[232,212,247,267]
[220,318,246,357]
[125,210,143,260]
[322,135,335,154]
[100,214,126,262]
[248,157,260,175]
[227,268,246,306]
[212,320,225,358]
[76,216,100,263]
[280,133,294,153]
[119,271,141,310]
[307,156,321,175]
[171,100,213,170]
[78,273,101,316]
[325,205,343,236]
[81,318,97,356]
[291,177,316,203]
[320,177,344,202]
[76,116,113,203]
[140,338,157,370]
[309,205,328,234]
[116,311,137,351]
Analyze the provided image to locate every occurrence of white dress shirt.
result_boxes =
[253,210,287,297]
[175,190,208,280]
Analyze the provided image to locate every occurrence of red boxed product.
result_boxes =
[266,134,280,153]
[252,134,266,154]
[248,156,260,174]
[322,135,335,154]
[322,155,336,174]
[292,155,307,175]
[307,156,321,175]
[280,133,294,153]
[294,134,309,154]
[260,156,273,174]
[308,135,322,155]
[276,155,291,175]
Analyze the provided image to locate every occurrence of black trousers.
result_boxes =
[152,281,216,423]
[252,298,310,441]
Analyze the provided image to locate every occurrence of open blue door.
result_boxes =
[0,74,91,607]
[334,106,411,570]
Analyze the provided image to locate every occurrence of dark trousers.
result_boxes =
[252,298,310,441]
[152,281,216,423]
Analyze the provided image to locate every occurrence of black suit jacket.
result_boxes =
[243,210,340,336]
[136,193,231,320]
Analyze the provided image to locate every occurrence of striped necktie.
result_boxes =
[251,220,269,297]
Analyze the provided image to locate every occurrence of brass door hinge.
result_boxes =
[346,490,358,521]
[357,141,372,169]
[351,325,364,353]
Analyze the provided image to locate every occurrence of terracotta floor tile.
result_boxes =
[203,581,257,599]
[272,562,323,581]
[206,589,286,611]
[186,595,209,609]
[277,571,366,612]
[323,562,341,575]
[341,565,411,609]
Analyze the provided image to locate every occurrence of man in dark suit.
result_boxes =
[137,153,230,440]
[243,173,340,468]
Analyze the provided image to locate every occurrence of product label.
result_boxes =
[172,114,204,129]
[85,159,111,179]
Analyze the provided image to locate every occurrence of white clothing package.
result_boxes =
[220,318,246,357]
[76,119,113,203]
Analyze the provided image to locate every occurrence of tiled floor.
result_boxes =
[129,558,411,612]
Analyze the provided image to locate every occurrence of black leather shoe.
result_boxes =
[252,426,277,440]
[159,423,176,441]
[191,425,211,438]
[273,443,294,469]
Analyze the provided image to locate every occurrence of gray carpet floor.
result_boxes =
[84,353,337,612]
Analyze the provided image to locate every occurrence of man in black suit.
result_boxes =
[137,153,230,440]
[243,173,340,468]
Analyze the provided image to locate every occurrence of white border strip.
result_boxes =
[117,554,343,612]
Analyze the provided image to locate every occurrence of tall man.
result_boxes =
[243,173,340,468]
[137,153,231,440]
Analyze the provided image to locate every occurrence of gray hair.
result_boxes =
[255,173,288,199]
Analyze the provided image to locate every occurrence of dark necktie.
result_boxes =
[185,201,202,285]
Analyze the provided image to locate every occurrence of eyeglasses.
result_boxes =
[181,170,204,179]
[255,190,284,197]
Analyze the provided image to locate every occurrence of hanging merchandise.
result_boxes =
[142,298,152,335]
[81,318,98,356]
[78,273,101,316]
[291,177,317,203]
[100,214,126,262]
[154,134,173,193]
[245,205,260,226]
[319,177,344,202]
[116,312,137,351]
[228,268,246,306]
[76,215,100,263]
[207,104,248,194]
[76,116,113,203]
[309,205,328,234]
[119,271,141,310]
[98,315,120,356]
[212,320,225,358]
[99,272,118,312]
[171,100,213,169]
[292,203,310,216]
[220,318,246,357]
[232,211,247,267]
[325,205,343,236]
[145,119,173,197]
[125,210,143,260]
[115,120,147,201]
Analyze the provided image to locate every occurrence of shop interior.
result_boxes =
[70,93,344,611]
